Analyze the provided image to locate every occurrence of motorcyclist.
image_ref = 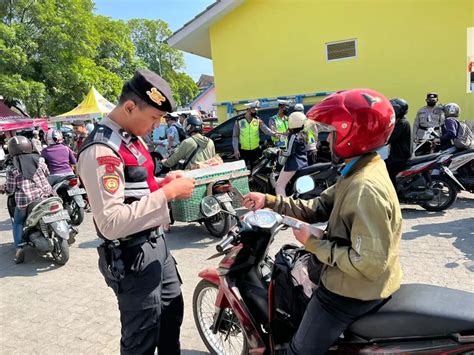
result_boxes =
[438,103,471,151]
[161,115,217,170]
[275,112,308,197]
[41,129,77,185]
[31,130,43,153]
[243,89,402,354]
[385,98,412,185]
[0,136,52,263]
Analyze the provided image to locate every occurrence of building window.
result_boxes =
[326,39,357,61]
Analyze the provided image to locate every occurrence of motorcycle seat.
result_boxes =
[53,174,76,186]
[452,147,474,156]
[406,153,441,166]
[348,284,474,339]
[26,200,43,216]
[293,162,333,179]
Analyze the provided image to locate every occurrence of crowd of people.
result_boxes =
[0,66,472,353]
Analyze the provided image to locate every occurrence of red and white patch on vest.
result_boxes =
[102,174,120,194]
[97,156,121,173]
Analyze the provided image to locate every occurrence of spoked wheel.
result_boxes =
[420,175,457,212]
[52,237,69,265]
[193,280,248,355]
[204,212,231,238]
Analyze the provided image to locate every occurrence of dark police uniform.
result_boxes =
[78,69,183,354]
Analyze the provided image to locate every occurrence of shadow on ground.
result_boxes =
[0,242,62,278]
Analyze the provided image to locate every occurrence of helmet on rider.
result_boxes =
[389,98,409,119]
[288,112,306,131]
[443,103,460,118]
[294,103,305,112]
[46,129,64,145]
[306,88,395,160]
[185,115,203,135]
[8,135,34,156]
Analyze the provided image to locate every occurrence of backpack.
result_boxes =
[270,244,323,345]
[454,120,473,149]
[173,123,187,142]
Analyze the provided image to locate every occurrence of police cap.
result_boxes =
[125,69,175,112]
[426,92,438,99]
[277,99,290,107]
[245,100,261,109]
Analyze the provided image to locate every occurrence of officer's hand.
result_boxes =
[243,192,265,211]
[234,151,240,159]
[167,170,185,178]
[292,224,311,246]
[162,177,195,201]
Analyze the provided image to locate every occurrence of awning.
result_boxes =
[50,87,115,123]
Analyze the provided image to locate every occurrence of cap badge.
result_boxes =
[146,87,166,106]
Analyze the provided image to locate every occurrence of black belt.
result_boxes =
[115,227,164,248]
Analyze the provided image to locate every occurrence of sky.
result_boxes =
[93,0,215,81]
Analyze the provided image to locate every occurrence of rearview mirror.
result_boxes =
[201,196,221,217]
[295,176,315,194]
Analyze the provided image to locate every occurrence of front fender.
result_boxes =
[51,221,70,240]
[198,268,220,286]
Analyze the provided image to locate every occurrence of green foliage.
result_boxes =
[0,1,200,117]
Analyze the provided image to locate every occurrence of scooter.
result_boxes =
[7,194,77,265]
[249,147,337,198]
[434,147,474,193]
[413,127,440,156]
[52,174,86,226]
[193,195,474,354]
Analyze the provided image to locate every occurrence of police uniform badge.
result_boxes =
[240,120,246,128]
[102,174,120,194]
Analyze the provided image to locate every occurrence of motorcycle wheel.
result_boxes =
[420,175,457,212]
[52,237,69,265]
[204,212,231,238]
[67,201,84,226]
[193,280,248,355]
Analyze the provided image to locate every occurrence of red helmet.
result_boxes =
[307,89,395,159]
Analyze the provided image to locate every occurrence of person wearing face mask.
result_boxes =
[232,100,280,167]
[413,92,445,141]
[269,100,290,148]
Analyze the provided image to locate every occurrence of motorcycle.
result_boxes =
[433,147,474,194]
[295,153,463,212]
[413,127,440,156]
[193,195,474,354]
[249,147,337,198]
[52,174,86,226]
[7,194,77,265]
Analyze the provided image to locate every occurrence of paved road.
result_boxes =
[0,191,473,354]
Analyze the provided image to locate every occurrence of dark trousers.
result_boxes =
[99,236,183,355]
[385,159,407,187]
[240,148,261,168]
[286,286,384,355]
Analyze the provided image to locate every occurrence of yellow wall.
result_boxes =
[210,0,474,121]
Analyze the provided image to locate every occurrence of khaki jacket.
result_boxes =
[265,153,402,300]
[163,133,216,169]
[413,105,445,140]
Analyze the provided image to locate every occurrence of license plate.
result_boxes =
[215,193,232,203]
[42,210,69,223]
[67,187,86,196]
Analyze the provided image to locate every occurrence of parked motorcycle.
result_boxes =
[413,127,440,156]
[249,147,337,197]
[7,195,77,265]
[193,198,474,354]
[52,174,86,226]
[435,147,474,194]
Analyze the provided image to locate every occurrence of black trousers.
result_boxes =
[98,236,183,355]
[286,286,384,355]
[240,148,261,168]
[385,159,407,187]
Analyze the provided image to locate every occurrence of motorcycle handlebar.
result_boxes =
[216,231,237,253]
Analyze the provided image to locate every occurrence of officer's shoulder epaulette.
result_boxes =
[77,124,122,158]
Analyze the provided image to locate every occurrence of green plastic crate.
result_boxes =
[171,173,250,222]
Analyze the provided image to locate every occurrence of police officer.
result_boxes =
[413,92,445,141]
[77,69,195,354]
[269,100,290,147]
[232,100,280,167]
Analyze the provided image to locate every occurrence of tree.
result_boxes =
[128,19,199,107]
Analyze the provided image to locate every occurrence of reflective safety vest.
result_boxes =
[307,128,317,145]
[271,115,289,146]
[239,118,260,150]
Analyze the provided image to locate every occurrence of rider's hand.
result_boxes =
[0,184,5,194]
[162,177,195,201]
[243,192,265,211]
[234,150,240,159]
[292,223,311,246]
